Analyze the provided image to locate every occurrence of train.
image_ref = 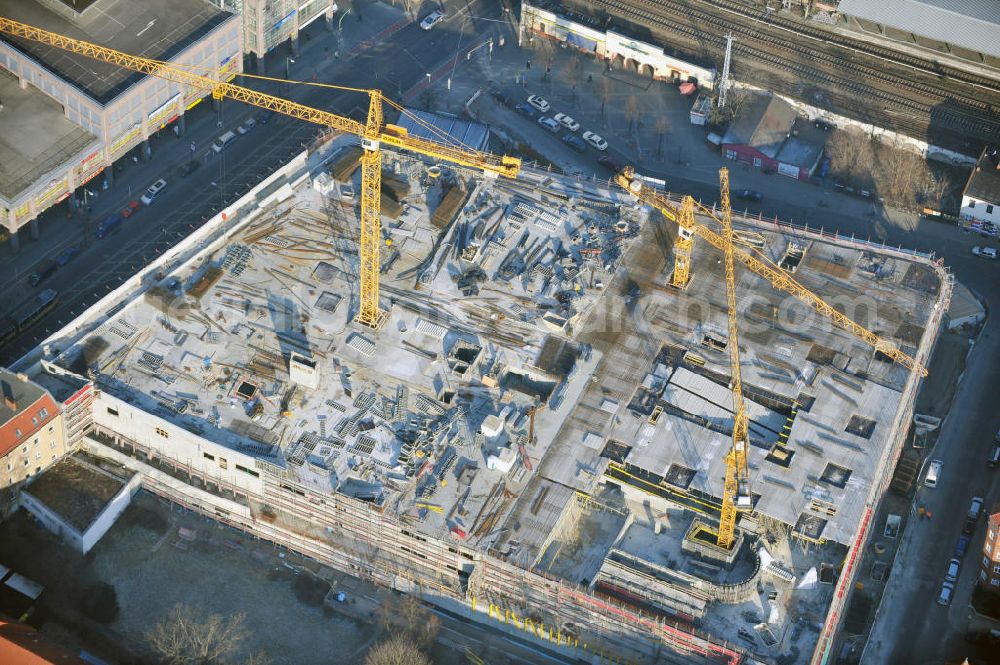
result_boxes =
[0,289,58,349]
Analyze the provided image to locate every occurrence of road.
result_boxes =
[0,0,502,364]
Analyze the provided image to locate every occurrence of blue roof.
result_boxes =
[839,0,1000,58]
[395,109,490,153]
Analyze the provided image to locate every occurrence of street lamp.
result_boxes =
[285,57,296,79]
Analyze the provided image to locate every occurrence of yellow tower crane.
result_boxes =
[614,169,927,377]
[0,17,521,329]
[716,167,752,549]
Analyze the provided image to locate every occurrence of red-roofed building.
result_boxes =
[0,621,86,664]
[0,369,69,519]
[979,504,1000,593]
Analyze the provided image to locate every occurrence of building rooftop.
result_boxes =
[396,109,490,153]
[23,453,129,532]
[839,0,1000,59]
[29,366,88,404]
[0,621,86,665]
[775,118,827,171]
[0,368,60,457]
[0,0,231,103]
[0,69,98,202]
[722,94,797,159]
[964,146,1000,204]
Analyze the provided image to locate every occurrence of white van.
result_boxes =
[140,178,167,205]
[212,130,238,153]
[925,459,942,488]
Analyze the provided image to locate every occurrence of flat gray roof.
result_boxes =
[839,0,1000,59]
[964,146,1000,204]
[0,0,231,103]
[396,108,490,152]
[0,69,97,201]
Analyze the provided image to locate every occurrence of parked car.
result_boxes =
[968,496,984,521]
[538,116,560,133]
[94,213,123,240]
[55,245,80,266]
[813,119,834,132]
[420,10,444,30]
[179,160,201,177]
[553,112,580,131]
[212,131,238,153]
[945,558,960,582]
[583,130,608,151]
[562,134,586,152]
[972,246,998,259]
[736,189,764,202]
[515,102,537,118]
[29,259,58,287]
[988,442,1000,468]
[257,110,275,124]
[140,178,167,205]
[119,201,141,218]
[237,117,257,134]
[526,95,550,113]
[490,90,514,108]
[955,534,970,558]
[924,459,942,487]
[937,581,954,606]
[597,154,623,173]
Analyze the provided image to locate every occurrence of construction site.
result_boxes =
[1,14,952,665]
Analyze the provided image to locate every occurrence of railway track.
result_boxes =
[703,0,1000,92]
[579,0,1000,146]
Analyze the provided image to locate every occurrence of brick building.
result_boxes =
[0,368,73,518]
[720,93,827,181]
[979,505,1000,592]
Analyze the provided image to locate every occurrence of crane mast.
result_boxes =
[614,169,926,376]
[716,167,751,549]
[0,16,520,331]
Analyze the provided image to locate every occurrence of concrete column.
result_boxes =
[8,229,19,252]
[68,195,79,211]
[104,164,114,186]
[141,139,151,162]
[177,113,186,136]
[29,218,39,241]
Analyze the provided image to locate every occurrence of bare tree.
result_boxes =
[147,604,262,665]
[624,95,640,137]
[565,55,582,106]
[826,127,876,188]
[364,637,431,665]
[599,76,612,126]
[655,116,670,158]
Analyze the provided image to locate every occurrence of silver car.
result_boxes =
[937,581,954,606]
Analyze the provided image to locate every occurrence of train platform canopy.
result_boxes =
[0,0,231,103]
[838,0,1000,59]
[394,109,490,153]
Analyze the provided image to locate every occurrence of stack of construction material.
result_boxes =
[330,147,363,182]
[432,184,467,229]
